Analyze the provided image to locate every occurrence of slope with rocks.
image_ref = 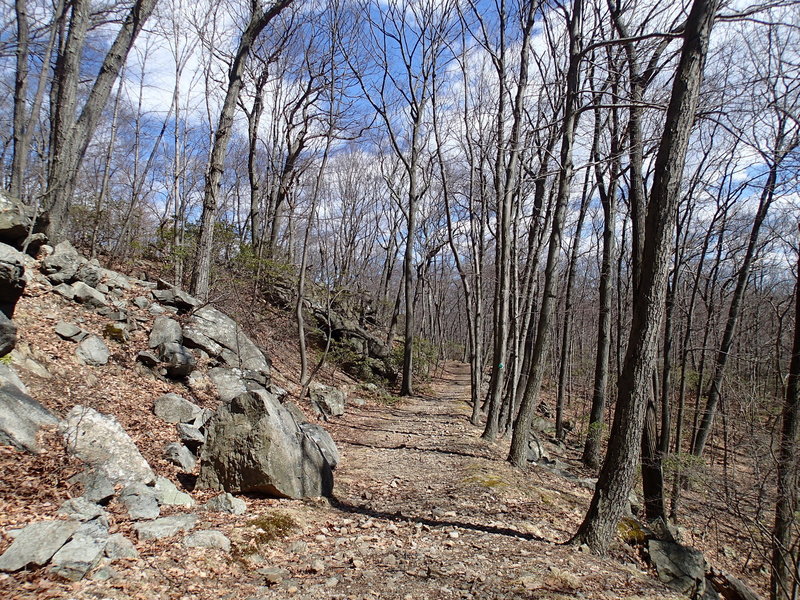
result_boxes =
[0,237,765,599]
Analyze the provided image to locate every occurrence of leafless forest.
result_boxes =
[2,0,800,596]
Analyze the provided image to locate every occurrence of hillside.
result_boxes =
[0,241,767,600]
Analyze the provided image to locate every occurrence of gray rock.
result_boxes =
[208,367,248,402]
[0,520,80,572]
[197,389,333,499]
[133,514,198,540]
[300,423,340,469]
[0,192,36,248]
[72,281,108,308]
[282,400,307,425]
[42,241,84,284]
[74,516,109,540]
[76,335,110,366]
[104,533,138,560]
[0,243,26,318]
[183,530,231,552]
[136,350,159,367]
[55,321,86,341]
[154,476,194,507]
[201,492,246,515]
[154,393,202,424]
[648,539,707,597]
[164,442,197,471]
[0,363,27,393]
[49,534,107,581]
[526,436,547,463]
[183,306,270,376]
[120,483,160,520]
[309,383,345,418]
[159,342,196,377]
[149,316,183,348]
[0,313,16,356]
[52,283,75,300]
[133,296,150,309]
[81,471,116,504]
[177,423,205,452]
[192,408,214,429]
[76,262,102,288]
[58,497,108,522]
[0,377,58,453]
[61,406,155,486]
[149,303,166,315]
[151,283,200,312]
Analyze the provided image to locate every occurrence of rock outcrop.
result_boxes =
[61,406,155,486]
[197,389,334,498]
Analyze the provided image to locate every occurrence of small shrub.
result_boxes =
[247,511,298,545]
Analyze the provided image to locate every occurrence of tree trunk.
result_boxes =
[770,227,800,600]
[572,0,719,553]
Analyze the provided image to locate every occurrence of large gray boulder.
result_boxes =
[648,539,708,597]
[49,532,107,581]
[153,393,202,423]
[133,514,197,541]
[72,281,108,308]
[0,374,58,453]
[183,306,270,376]
[164,442,196,471]
[61,406,155,486]
[208,367,248,402]
[197,390,333,498]
[0,520,79,572]
[41,241,84,284]
[149,316,183,348]
[309,383,345,418]
[0,192,37,249]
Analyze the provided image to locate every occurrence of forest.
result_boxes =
[1,0,799,597]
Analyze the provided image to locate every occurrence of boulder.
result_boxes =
[72,281,108,308]
[299,423,340,469]
[158,342,196,377]
[120,483,160,520]
[104,533,138,560]
[0,192,34,248]
[648,539,707,597]
[309,383,345,418]
[49,533,107,581]
[0,312,16,357]
[76,262,102,288]
[76,335,110,366]
[52,283,75,300]
[42,241,84,284]
[61,406,155,486]
[134,514,198,541]
[200,492,246,515]
[164,442,196,471]
[154,476,194,507]
[80,471,116,505]
[177,423,205,452]
[55,321,86,342]
[197,390,333,498]
[0,376,58,453]
[57,497,108,523]
[153,393,202,424]
[0,520,80,572]
[151,282,200,312]
[183,530,231,552]
[0,242,26,317]
[136,350,159,367]
[149,316,183,348]
[208,367,248,402]
[183,306,270,376]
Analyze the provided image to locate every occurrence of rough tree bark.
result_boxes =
[572,0,720,553]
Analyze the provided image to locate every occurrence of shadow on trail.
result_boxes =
[341,439,495,461]
[328,496,552,545]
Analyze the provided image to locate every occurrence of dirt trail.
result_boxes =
[250,362,678,600]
